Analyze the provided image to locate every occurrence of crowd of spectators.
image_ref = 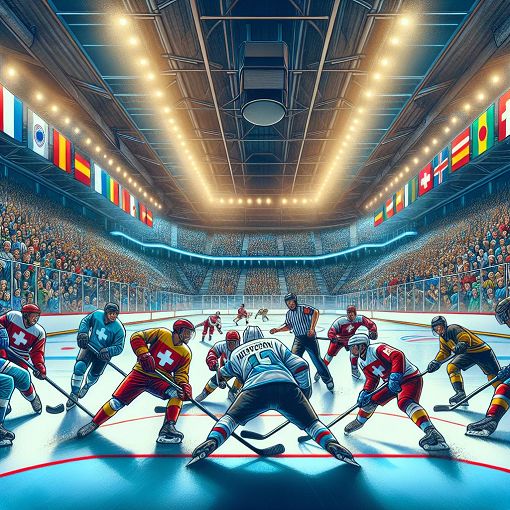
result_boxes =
[177,226,208,253]
[320,263,349,293]
[207,267,240,295]
[321,227,350,254]
[178,261,209,292]
[284,266,320,295]
[282,232,315,255]
[247,234,278,255]
[244,268,280,295]
[211,232,243,255]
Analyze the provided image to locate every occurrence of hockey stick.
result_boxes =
[6,349,94,418]
[433,378,497,412]
[98,356,284,457]
[297,355,456,443]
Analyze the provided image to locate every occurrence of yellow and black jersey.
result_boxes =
[434,324,491,362]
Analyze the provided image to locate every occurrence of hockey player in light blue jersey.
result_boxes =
[188,325,359,467]
[66,303,126,410]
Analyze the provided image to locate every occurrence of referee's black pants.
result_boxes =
[292,334,332,383]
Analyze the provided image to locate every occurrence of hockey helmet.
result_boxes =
[21,303,41,327]
[431,316,447,336]
[215,311,221,316]
[243,325,264,343]
[104,302,120,315]
[173,319,196,343]
[495,297,510,325]
[225,330,241,350]
[347,333,370,350]
[347,305,357,315]
[284,293,298,307]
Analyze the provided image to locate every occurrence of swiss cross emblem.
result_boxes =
[13,330,27,346]
[346,324,354,333]
[157,349,175,368]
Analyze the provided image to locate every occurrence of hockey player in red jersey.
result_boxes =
[314,305,377,382]
[197,312,222,342]
[233,304,250,326]
[343,333,449,451]
[77,319,195,444]
[195,330,243,403]
[0,304,46,414]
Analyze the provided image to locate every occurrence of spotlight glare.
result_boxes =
[118,16,129,26]
[85,138,91,145]
[6,67,16,77]
[128,36,139,46]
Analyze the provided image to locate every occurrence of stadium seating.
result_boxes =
[282,232,315,255]
[321,227,350,253]
[207,267,241,295]
[244,267,280,295]
[284,266,320,294]
[211,232,243,255]
[247,233,278,255]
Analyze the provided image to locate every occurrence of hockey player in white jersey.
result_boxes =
[188,326,359,467]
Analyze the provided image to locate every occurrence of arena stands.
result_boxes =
[177,226,208,253]
[321,227,350,254]
[247,233,278,255]
[284,266,320,294]
[207,267,241,294]
[178,261,209,292]
[211,232,243,255]
[244,267,280,295]
[282,232,315,255]
[320,263,349,293]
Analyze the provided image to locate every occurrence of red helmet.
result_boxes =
[347,305,357,314]
[173,319,195,343]
[226,330,241,350]
[21,304,41,315]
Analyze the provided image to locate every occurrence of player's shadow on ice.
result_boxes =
[4,412,38,429]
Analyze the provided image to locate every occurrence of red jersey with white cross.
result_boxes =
[359,343,418,392]
[327,315,377,348]
[237,307,248,317]
[130,327,191,386]
[201,315,222,329]
[0,311,46,366]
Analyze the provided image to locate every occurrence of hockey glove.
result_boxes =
[427,360,441,373]
[497,365,510,382]
[77,332,89,349]
[98,348,111,362]
[33,363,46,380]
[0,328,9,350]
[368,330,378,340]
[138,352,156,372]
[453,342,468,354]
[388,372,403,394]
[207,360,219,371]
[357,389,372,408]
[178,382,193,401]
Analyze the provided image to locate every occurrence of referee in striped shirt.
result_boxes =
[270,293,334,391]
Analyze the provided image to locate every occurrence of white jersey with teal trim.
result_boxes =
[220,337,310,392]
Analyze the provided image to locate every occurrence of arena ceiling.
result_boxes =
[1,0,510,230]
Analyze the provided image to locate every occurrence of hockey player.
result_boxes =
[314,305,377,382]
[466,297,510,437]
[189,326,359,467]
[233,304,250,326]
[344,333,449,451]
[195,330,243,403]
[427,316,499,406]
[255,308,269,322]
[0,304,46,414]
[0,327,32,446]
[197,311,222,342]
[77,319,195,444]
[66,303,126,410]
[270,293,334,391]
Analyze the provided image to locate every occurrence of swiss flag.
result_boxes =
[418,163,433,196]
[498,88,510,141]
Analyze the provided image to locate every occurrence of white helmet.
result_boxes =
[347,333,370,349]
[243,325,264,343]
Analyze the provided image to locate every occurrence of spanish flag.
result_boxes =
[146,209,153,227]
[74,151,91,186]
[374,206,385,227]
[53,128,72,173]
[471,104,495,158]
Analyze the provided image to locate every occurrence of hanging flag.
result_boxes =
[374,206,385,227]
[498,88,510,141]
[385,195,395,218]
[451,127,470,171]
[395,187,404,212]
[121,187,131,213]
[100,167,111,199]
[404,176,418,207]
[27,110,49,158]
[139,203,147,224]
[74,151,91,186]
[93,163,103,194]
[108,177,120,205]
[130,194,139,218]
[0,84,23,142]
[418,163,433,196]
[471,104,495,157]
[433,147,449,187]
[146,209,153,227]
[52,128,72,172]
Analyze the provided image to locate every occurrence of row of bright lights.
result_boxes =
[317,14,414,203]
[217,196,320,206]
[365,73,505,210]
[4,66,162,209]
[115,16,212,202]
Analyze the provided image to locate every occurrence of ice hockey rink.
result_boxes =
[0,312,509,510]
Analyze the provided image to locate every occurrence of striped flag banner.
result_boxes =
[93,163,103,194]
[139,203,147,223]
[108,177,120,205]
[101,168,110,199]
[52,128,72,173]
[27,110,49,159]
[121,187,131,213]
[74,151,91,186]
[471,104,495,158]
[374,206,385,227]
[404,176,418,207]
[130,194,139,218]
[146,209,153,227]
[395,187,404,212]
[451,127,470,171]
[385,195,395,218]
[0,84,23,142]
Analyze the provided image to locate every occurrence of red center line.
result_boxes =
[1,453,509,479]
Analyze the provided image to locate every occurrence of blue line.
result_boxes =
[46,356,76,360]
[109,230,418,263]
